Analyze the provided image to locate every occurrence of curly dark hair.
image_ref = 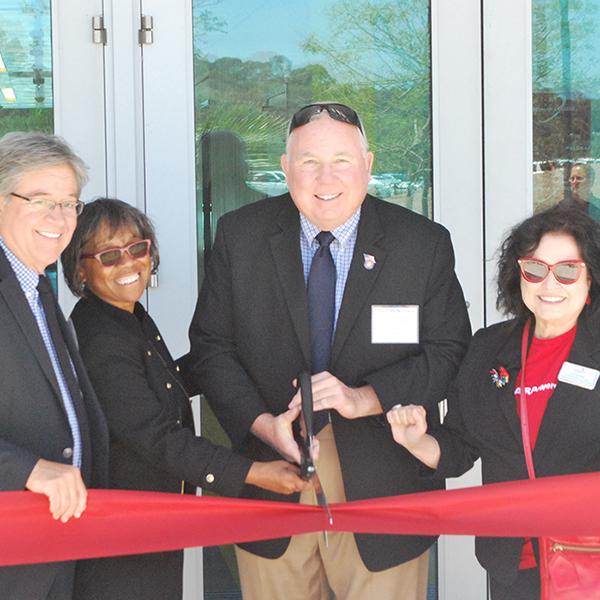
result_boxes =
[61,197,159,297]
[496,205,600,321]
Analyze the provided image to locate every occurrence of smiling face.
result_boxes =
[281,114,373,230]
[520,232,591,338]
[0,163,79,273]
[80,225,151,313]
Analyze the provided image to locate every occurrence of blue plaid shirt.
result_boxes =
[0,237,82,468]
[300,208,361,330]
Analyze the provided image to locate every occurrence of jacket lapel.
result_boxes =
[0,249,62,399]
[269,197,311,365]
[493,321,525,446]
[331,196,386,365]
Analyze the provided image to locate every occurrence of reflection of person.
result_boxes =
[200,130,265,265]
[0,132,108,600]
[61,198,308,600]
[564,163,600,221]
[388,205,600,600]
[189,103,471,599]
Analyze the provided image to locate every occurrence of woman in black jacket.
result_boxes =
[387,205,600,599]
[62,198,307,600]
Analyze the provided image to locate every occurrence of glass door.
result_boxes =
[192,1,442,598]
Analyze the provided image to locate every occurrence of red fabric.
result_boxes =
[2,471,600,567]
[515,325,576,569]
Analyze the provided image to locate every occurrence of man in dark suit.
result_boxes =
[0,132,108,600]
[189,103,471,599]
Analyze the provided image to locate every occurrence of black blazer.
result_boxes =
[0,247,108,600]
[189,194,471,570]
[432,308,600,585]
[70,292,253,600]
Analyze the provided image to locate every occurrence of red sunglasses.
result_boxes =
[83,239,151,267]
[517,257,586,285]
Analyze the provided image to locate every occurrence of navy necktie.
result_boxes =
[307,231,336,432]
[308,231,336,373]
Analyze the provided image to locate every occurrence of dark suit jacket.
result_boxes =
[0,247,108,600]
[432,308,600,585]
[70,292,252,600]
[189,194,471,570]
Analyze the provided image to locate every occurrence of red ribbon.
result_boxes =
[2,471,599,566]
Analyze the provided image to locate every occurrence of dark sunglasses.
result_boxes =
[517,257,586,284]
[288,102,364,135]
[83,239,151,267]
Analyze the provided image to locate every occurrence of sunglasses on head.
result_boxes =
[82,239,151,267]
[288,102,364,135]
[517,257,586,284]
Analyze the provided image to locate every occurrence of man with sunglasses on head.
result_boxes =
[189,102,471,599]
[0,132,108,600]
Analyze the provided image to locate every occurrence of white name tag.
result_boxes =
[371,305,419,344]
[558,361,600,390]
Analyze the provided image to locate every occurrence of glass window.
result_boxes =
[0,0,53,136]
[0,0,55,286]
[193,1,435,598]
[532,0,600,219]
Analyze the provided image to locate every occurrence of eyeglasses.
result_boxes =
[517,257,587,284]
[288,102,364,135]
[82,239,151,267]
[10,192,84,216]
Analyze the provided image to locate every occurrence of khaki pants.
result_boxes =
[236,425,429,600]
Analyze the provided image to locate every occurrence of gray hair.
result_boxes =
[0,131,88,197]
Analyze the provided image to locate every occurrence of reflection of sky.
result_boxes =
[195,0,329,68]
[533,0,600,98]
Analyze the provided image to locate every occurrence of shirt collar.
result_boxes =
[0,236,40,297]
[299,207,361,247]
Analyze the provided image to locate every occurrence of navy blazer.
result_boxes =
[433,307,600,585]
[0,247,108,600]
[189,194,471,570]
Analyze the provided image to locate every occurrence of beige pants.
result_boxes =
[236,424,430,600]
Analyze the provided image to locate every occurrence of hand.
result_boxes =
[386,404,428,449]
[250,406,302,464]
[25,459,87,523]
[245,460,310,495]
[288,372,382,419]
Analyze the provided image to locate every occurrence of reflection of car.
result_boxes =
[369,173,411,197]
[368,174,396,198]
[246,170,288,196]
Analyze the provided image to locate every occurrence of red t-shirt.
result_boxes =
[514,325,577,569]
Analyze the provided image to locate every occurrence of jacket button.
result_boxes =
[147,350,152,356]
[176,419,181,425]
[62,447,73,459]
[166,382,172,389]
[156,335,161,341]
[205,473,215,483]
[175,365,180,372]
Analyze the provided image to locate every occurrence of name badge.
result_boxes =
[558,361,600,390]
[371,305,419,344]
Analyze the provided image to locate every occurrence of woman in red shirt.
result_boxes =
[388,205,600,599]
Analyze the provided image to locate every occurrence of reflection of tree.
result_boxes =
[301,0,431,188]
[193,0,433,215]
[532,0,600,162]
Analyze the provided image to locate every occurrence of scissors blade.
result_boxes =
[297,372,333,542]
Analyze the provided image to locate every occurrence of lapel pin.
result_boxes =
[363,253,376,270]
[490,366,509,388]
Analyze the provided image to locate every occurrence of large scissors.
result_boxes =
[296,371,333,540]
